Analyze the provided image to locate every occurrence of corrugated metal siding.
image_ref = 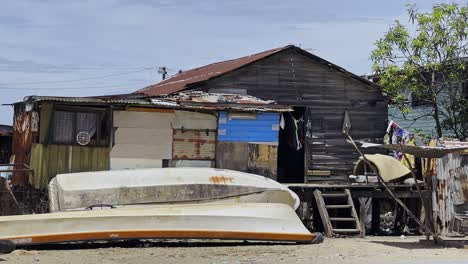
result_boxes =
[217,111,279,142]
[433,154,468,235]
[172,129,216,160]
[30,143,109,189]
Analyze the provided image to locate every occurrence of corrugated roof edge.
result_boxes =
[9,95,291,113]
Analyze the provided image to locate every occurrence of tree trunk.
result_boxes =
[433,103,443,138]
[431,72,443,138]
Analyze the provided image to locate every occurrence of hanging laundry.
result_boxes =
[401,136,416,168]
[383,133,390,144]
[285,113,303,151]
[423,139,438,176]
[279,114,285,130]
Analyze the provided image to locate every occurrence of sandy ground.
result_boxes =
[1,236,467,264]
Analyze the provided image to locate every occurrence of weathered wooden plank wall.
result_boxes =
[194,47,387,182]
[30,143,109,189]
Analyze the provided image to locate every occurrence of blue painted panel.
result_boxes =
[218,112,280,142]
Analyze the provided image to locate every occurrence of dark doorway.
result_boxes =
[277,107,305,183]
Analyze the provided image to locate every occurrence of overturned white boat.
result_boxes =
[49,168,300,212]
[0,203,320,246]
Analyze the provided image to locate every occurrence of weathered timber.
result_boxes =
[191,47,387,182]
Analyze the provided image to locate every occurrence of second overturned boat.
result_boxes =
[0,203,320,246]
[49,168,300,212]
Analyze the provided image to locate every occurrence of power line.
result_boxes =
[0,66,154,70]
[0,68,153,86]
[0,82,153,90]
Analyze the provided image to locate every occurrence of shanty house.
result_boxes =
[8,93,288,190]
[8,45,388,193]
[136,45,389,183]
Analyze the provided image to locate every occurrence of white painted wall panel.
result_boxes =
[111,111,174,166]
[114,128,172,145]
[113,111,175,128]
[110,143,172,159]
[110,158,162,170]
[172,111,217,129]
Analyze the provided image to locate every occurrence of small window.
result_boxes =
[52,109,109,146]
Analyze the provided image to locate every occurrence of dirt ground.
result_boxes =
[1,236,467,264]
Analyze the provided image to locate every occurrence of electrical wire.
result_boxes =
[0,66,154,70]
[0,82,153,90]
[0,68,153,86]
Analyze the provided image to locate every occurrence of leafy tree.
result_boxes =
[371,3,468,139]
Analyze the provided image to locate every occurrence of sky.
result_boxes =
[0,0,466,124]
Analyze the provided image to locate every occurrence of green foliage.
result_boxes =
[371,3,468,139]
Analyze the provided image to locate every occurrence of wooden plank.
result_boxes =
[359,198,366,238]
[345,189,362,236]
[307,170,330,176]
[29,143,44,188]
[313,190,333,237]
[216,142,248,172]
[39,103,53,144]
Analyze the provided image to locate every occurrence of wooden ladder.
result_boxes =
[314,189,362,237]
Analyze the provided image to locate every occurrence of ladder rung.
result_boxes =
[321,193,347,198]
[332,229,360,233]
[329,217,357,222]
[325,205,352,209]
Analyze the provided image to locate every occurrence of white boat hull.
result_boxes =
[0,203,315,245]
[49,168,300,212]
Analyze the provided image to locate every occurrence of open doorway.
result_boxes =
[277,107,305,183]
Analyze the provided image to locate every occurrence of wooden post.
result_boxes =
[359,198,366,237]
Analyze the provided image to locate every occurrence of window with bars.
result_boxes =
[52,109,110,146]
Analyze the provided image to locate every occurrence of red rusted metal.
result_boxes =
[135,46,289,96]
[11,112,36,186]
[172,129,216,160]
[209,176,234,184]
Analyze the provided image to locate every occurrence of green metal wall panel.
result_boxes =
[30,143,109,189]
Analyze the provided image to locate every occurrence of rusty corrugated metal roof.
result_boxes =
[17,95,292,112]
[135,46,290,96]
[135,45,381,96]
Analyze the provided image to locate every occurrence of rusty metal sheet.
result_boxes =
[11,111,36,186]
[136,47,287,96]
[172,129,216,160]
[247,144,278,180]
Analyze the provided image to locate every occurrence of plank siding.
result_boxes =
[194,48,387,182]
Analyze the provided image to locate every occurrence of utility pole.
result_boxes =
[158,67,168,80]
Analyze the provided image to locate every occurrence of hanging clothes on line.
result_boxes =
[281,113,304,151]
